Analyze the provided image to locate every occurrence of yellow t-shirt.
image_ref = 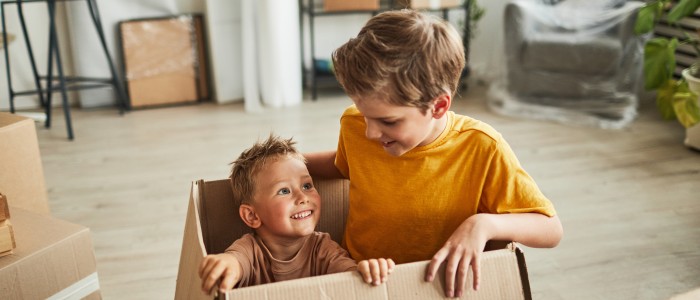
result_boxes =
[335,105,556,264]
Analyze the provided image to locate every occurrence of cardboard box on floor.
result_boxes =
[0,208,99,299]
[0,113,100,298]
[0,112,50,215]
[176,179,532,299]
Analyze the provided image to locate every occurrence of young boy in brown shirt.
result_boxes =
[199,135,394,294]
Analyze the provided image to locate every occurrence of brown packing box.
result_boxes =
[324,0,380,12]
[176,179,531,299]
[396,0,462,9]
[0,193,10,221]
[0,112,50,215]
[0,207,100,299]
[119,14,209,109]
[0,219,16,256]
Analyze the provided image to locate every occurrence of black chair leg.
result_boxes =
[47,0,74,140]
[1,5,15,114]
[45,8,56,129]
[16,0,47,109]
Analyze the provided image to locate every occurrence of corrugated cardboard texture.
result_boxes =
[324,0,379,11]
[0,113,50,215]
[224,249,526,300]
[176,179,530,300]
[0,207,99,298]
[120,15,208,108]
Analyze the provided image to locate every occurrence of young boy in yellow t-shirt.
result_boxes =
[199,135,394,295]
[305,10,563,298]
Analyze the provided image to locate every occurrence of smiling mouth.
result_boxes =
[291,210,312,219]
[382,141,395,147]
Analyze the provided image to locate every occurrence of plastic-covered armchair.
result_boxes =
[489,0,646,129]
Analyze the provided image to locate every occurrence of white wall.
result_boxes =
[0,2,73,111]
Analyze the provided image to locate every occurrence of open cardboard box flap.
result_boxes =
[176,179,531,300]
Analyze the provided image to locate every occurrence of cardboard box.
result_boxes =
[176,179,531,299]
[0,113,50,215]
[396,0,462,9]
[119,14,209,109]
[324,0,380,12]
[0,207,100,299]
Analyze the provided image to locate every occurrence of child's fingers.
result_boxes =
[368,259,381,285]
[199,256,213,279]
[201,262,225,294]
[426,247,449,282]
[471,254,481,291]
[387,259,395,273]
[358,260,372,284]
[219,270,237,292]
[454,257,470,298]
[378,259,389,283]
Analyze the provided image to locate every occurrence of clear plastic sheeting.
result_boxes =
[120,15,197,81]
[487,0,646,129]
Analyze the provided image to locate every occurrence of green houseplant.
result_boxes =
[635,0,700,129]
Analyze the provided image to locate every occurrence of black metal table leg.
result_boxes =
[1,4,15,113]
[15,0,47,109]
[47,0,73,140]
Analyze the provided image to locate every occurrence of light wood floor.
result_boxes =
[33,84,700,299]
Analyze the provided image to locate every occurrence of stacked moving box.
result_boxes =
[0,112,101,299]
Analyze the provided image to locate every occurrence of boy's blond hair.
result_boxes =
[332,9,465,112]
[229,135,305,204]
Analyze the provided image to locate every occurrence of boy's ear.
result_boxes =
[431,93,451,119]
[239,204,261,229]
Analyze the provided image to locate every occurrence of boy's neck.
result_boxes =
[255,232,313,261]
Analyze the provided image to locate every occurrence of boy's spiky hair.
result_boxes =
[229,134,304,204]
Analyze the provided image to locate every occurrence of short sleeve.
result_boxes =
[479,138,557,217]
[225,234,258,287]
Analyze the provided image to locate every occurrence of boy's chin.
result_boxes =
[383,146,409,157]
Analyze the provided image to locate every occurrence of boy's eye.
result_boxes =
[381,120,397,126]
[277,188,290,195]
[302,182,314,190]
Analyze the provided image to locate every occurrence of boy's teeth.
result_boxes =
[292,211,311,219]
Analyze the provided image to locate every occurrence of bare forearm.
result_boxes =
[475,213,563,248]
[304,150,344,179]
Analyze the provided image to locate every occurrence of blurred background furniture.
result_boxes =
[1,0,127,140]
[493,0,645,129]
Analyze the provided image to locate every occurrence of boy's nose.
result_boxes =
[365,121,381,140]
[295,192,309,205]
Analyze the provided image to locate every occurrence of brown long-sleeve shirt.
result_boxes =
[226,231,358,288]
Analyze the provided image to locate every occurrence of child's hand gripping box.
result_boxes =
[175,179,532,299]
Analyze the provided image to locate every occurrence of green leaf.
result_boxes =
[672,83,700,127]
[656,79,679,120]
[644,38,678,90]
[668,0,700,22]
[635,5,658,35]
